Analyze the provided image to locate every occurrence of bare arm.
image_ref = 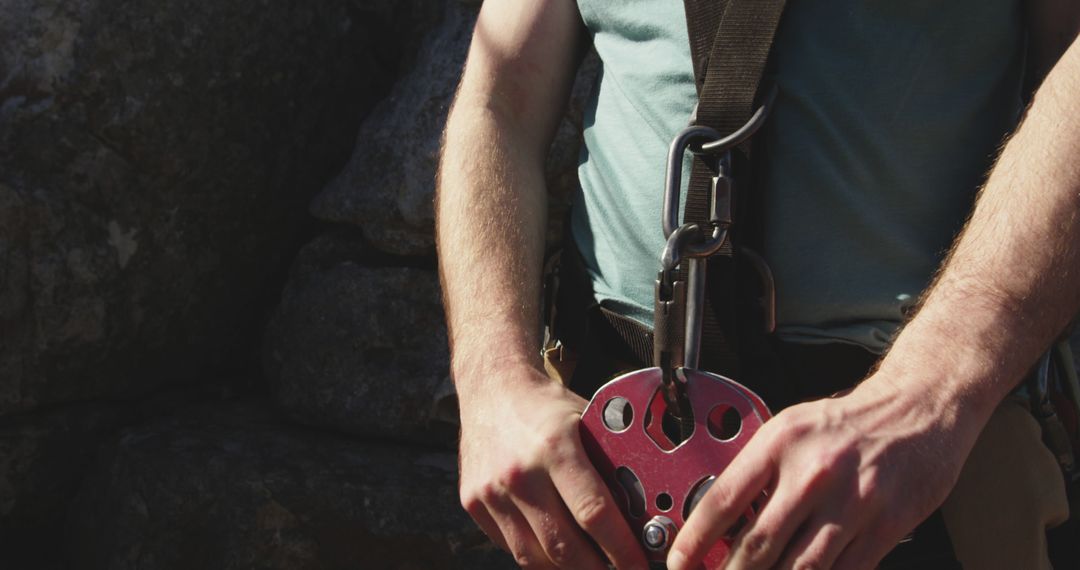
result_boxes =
[670,18,1080,570]
[884,29,1080,435]
[439,1,576,378]
[437,2,648,569]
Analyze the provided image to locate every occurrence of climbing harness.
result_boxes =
[1028,338,1080,481]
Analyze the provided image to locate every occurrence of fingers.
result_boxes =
[483,491,558,569]
[456,381,645,570]
[667,439,777,570]
[722,476,819,569]
[774,519,853,570]
[548,442,650,570]
[466,461,611,570]
[465,499,510,552]
[510,475,611,570]
[773,478,872,570]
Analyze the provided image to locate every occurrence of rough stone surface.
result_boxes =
[311,2,600,255]
[0,0,442,415]
[0,403,131,569]
[0,386,222,569]
[1071,326,1080,376]
[263,232,455,445]
[66,400,514,570]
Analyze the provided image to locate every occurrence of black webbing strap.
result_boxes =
[686,0,788,134]
[680,0,788,377]
[552,236,655,369]
[600,306,654,367]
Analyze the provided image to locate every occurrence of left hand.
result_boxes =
[666,375,985,570]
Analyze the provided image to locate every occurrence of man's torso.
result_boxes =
[571,0,1026,353]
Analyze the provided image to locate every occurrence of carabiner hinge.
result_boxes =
[653,270,687,379]
[710,153,733,228]
[653,269,693,440]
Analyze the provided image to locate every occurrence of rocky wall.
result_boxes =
[1,0,598,567]
[1,0,502,567]
[0,0,440,415]
[264,0,597,445]
[65,400,515,570]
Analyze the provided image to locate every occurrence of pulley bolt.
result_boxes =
[642,516,677,551]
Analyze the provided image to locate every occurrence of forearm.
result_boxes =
[436,0,584,408]
[437,99,551,397]
[878,35,1080,422]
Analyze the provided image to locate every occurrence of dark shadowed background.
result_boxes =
[0,0,596,567]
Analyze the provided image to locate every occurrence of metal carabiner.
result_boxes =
[652,91,779,438]
[656,223,712,374]
[662,126,722,240]
[654,223,704,375]
[658,91,779,370]
[696,86,777,154]
[662,86,778,240]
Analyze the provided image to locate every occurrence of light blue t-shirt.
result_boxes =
[571,0,1025,353]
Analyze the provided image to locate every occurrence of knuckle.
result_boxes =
[460,480,496,512]
[707,481,737,511]
[802,454,841,492]
[459,490,482,514]
[539,428,567,450]
[539,431,579,468]
[505,536,535,566]
[741,530,770,559]
[506,538,541,568]
[819,523,845,544]
[812,447,842,471]
[770,410,809,438]
[573,494,613,530]
[477,481,502,504]
[543,537,574,566]
[496,463,530,494]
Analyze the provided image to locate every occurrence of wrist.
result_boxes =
[858,361,993,444]
[450,326,550,403]
[449,313,541,369]
[875,296,1024,427]
[453,356,570,429]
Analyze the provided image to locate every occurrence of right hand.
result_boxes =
[457,364,649,570]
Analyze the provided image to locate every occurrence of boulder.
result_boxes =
[0,385,223,569]
[0,0,443,415]
[66,400,514,570]
[0,403,131,570]
[311,2,600,256]
[263,231,456,445]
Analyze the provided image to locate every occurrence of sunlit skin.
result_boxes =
[436,1,1080,569]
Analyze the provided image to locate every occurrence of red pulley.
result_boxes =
[580,367,772,568]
